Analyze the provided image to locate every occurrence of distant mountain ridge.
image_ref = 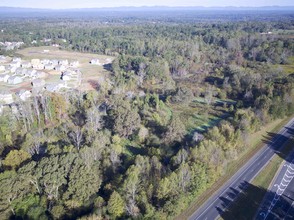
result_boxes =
[0,6,294,12]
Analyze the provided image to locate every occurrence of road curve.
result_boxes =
[189,118,294,220]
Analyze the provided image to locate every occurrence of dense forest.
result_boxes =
[0,10,294,219]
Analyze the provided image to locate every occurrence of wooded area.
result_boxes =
[0,10,293,219]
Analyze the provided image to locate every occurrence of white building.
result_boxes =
[10,61,21,68]
[41,59,50,65]
[16,90,32,101]
[31,79,45,88]
[59,60,69,66]
[31,59,40,66]
[8,76,23,85]
[55,65,66,72]
[44,64,55,70]
[61,71,72,81]
[70,61,79,68]
[21,62,31,68]
[32,63,45,70]
[90,59,102,65]
[26,69,37,77]
[12,57,21,62]
[32,71,46,79]
[45,83,63,92]
[0,74,11,83]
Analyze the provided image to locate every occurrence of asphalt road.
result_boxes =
[189,118,294,220]
[256,151,294,220]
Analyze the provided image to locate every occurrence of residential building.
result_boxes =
[8,76,23,85]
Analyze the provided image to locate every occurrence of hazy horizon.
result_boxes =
[0,0,293,9]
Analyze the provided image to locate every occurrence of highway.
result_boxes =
[256,151,294,219]
[189,118,294,220]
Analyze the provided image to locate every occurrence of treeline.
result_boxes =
[0,74,292,219]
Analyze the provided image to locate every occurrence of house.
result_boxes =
[70,61,79,68]
[16,90,32,101]
[0,91,14,104]
[41,59,50,65]
[21,62,31,68]
[8,76,23,85]
[59,60,69,66]
[12,57,21,62]
[45,83,62,92]
[51,60,59,66]
[31,40,37,44]
[0,74,11,83]
[43,50,50,53]
[0,74,7,82]
[61,71,72,81]
[10,61,21,68]
[31,79,45,88]
[15,68,28,76]
[32,63,45,70]
[0,65,5,72]
[44,64,55,70]
[0,56,7,63]
[32,71,46,79]
[9,66,18,73]
[26,69,37,77]
[90,59,101,65]
[55,65,66,72]
[31,59,40,66]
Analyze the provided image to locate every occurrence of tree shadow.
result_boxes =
[261,125,294,163]
[103,63,112,71]
[218,181,294,220]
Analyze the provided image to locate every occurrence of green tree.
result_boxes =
[3,150,31,169]
[107,191,125,218]
[110,98,141,137]
[163,114,186,144]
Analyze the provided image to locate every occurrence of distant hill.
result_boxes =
[0,6,294,12]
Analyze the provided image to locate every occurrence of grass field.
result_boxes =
[176,116,293,220]
[0,46,114,92]
[170,97,233,135]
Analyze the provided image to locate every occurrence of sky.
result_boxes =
[0,0,293,9]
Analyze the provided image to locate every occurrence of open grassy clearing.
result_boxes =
[170,97,233,134]
[273,56,294,75]
[175,115,293,220]
[218,137,294,220]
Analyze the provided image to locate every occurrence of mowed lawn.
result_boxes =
[16,46,114,91]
